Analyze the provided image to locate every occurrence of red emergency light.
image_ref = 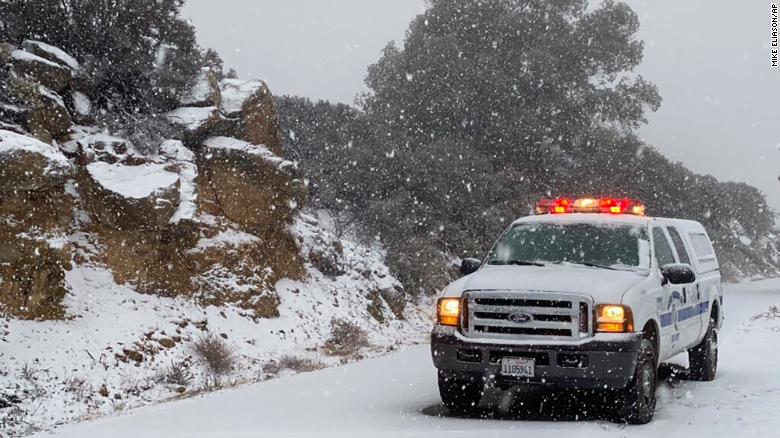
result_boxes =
[536,197,646,216]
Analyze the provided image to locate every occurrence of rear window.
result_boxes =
[689,233,716,261]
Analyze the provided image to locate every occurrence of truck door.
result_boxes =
[666,226,702,349]
[652,225,681,357]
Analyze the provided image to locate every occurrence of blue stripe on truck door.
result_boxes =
[659,301,709,327]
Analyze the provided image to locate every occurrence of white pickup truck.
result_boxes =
[431,197,723,424]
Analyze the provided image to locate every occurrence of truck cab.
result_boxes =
[431,197,723,424]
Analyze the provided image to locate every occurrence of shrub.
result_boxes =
[193,334,235,376]
[155,360,194,386]
[324,318,369,356]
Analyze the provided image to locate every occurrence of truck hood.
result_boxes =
[441,264,647,303]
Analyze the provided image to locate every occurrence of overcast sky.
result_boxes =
[183,0,780,213]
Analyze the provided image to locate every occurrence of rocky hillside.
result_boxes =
[0,41,429,436]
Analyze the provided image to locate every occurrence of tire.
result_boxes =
[438,370,483,412]
[689,317,718,381]
[615,338,657,424]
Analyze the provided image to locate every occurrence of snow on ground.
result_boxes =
[85,161,179,199]
[30,278,780,438]
[0,213,430,437]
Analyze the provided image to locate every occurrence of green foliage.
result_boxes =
[0,0,204,112]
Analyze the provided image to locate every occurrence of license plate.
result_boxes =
[500,357,535,377]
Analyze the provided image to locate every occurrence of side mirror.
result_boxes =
[660,263,696,285]
[460,258,482,276]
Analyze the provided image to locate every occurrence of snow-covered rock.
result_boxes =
[0,129,69,165]
[197,136,306,234]
[0,129,71,191]
[70,90,92,116]
[22,39,81,71]
[219,78,264,116]
[81,161,180,230]
[165,106,220,131]
[0,101,29,127]
[27,85,73,142]
[203,136,295,170]
[224,78,284,155]
[86,161,179,199]
[11,48,72,92]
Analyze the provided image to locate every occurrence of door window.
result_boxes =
[666,226,691,265]
[652,227,676,267]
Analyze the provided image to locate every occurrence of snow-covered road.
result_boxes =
[37,279,780,438]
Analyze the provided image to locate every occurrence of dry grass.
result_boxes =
[263,354,325,374]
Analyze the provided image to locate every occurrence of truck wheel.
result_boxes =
[689,317,718,381]
[438,370,483,412]
[615,338,657,424]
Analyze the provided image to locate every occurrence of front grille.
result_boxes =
[464,291,592,341]
[473,298,571,308]
[474,326,572,337]
[473,312,571,323]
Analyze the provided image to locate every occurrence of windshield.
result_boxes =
[487,222,650,270]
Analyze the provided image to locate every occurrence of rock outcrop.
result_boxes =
[197,136,306,233]
[236,81,284,155]
[26,86,73,142]
[0,41,310,320]
[0,130,73,319]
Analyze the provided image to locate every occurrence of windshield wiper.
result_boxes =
[577,262,620,271]
[490,259,546,267]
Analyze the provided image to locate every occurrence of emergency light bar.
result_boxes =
[536,198,646,216]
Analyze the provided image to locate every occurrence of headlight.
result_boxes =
[595,304,634,333]
[437,297,461,327]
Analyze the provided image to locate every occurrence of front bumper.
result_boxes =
[431,327,643,389]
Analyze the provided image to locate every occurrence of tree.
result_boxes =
[0,0,204,112]
[361,0,661,172]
